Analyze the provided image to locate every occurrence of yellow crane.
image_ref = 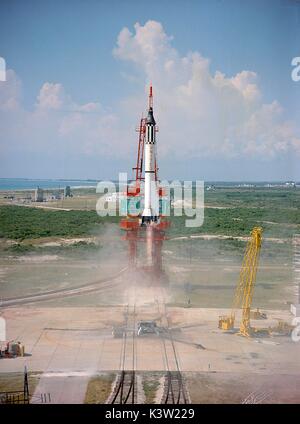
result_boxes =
[218,227,263,337]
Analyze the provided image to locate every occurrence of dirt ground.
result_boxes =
[186,372,300,404]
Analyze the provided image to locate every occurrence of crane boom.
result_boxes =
[218,227,263,337]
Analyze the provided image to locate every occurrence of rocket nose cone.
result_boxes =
[146,107,156,125]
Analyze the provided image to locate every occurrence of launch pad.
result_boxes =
[1,87,299,404]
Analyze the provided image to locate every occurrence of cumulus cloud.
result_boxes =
[114,20,300,158]
[113,21,174,69]
[35,83,102,114]
[0,70,124,157]
[36,82,69,110]
[0,69,22,111]
[0,20,299,171]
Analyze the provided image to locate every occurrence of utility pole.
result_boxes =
[23,366,29,404]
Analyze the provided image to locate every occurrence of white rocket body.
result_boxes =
[142,98,159,224]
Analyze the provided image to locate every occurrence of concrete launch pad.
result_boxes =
[1,306,299,375]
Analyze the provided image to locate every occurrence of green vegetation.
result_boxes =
[204,186,300,209]
[3,240,100,256]
[167,186,300,238]
[0,188,299,242]
[170,205,299,238]
[5,243,34,253]
[0,205,118,239]
[0,372,40,402]
[84,374,115,404]
[142,375,161,403]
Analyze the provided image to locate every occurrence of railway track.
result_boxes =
[109,285,189,404]
[156,293,189,404]
[163,371,187,404]
[110,302,137,404]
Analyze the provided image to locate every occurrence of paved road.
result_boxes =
[32,372,90,404]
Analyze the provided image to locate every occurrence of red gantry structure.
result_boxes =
[120,86,170,280]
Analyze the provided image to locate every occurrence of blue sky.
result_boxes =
[0,0,299,180]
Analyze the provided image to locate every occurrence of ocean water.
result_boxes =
[0,178,99,191]
[0,178,296,191]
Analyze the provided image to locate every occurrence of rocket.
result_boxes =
[120,84,168,275]
[120,85,169,277]
[142,86,159,225]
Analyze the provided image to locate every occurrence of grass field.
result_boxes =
[0,372,40,402]
[0,186,298,309]
[142,374,161,403]
[0,205,119,240]
[84,374,115,404]
[0,187,299,242]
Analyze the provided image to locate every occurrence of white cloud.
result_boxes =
[114,20,300,159]
[237,101,300,156]
[113,21,174,69]
[0,69,22,111]
[0,20,299,172]
[0,70,126,158]
[36,82,68,110]
[230,71,261,103]
[35,83,102,114]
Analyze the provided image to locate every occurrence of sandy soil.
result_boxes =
[187,372,300,403]
[171,234,289,244]
[16,255,61,263]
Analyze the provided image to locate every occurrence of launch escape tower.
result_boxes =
[120,86,170,278]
